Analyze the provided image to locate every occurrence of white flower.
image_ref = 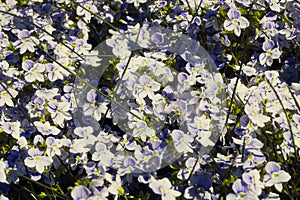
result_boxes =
[126,0,147,7]
[24,148,53,173]
[22,60,45,82]
[224,8,249,36]
[149,178,181,200]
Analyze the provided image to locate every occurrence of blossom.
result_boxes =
[134,75,161,100]
[177,157,200,180]
[83,89,108,121]
[226,179,256,200]
[149,178,181,200]
[91,142,114,167]
[224,8,249,36]
[34,121,60,136]
[71,185,91,200]
[108,175,125,200]
[132,121,156,142]
[126,0,147,7]
[118,157,138,176]
[46,136,63,157]
[1,121,21,140]
[187,115,215,146]
[76,0,98,22]
[242,169,264,195]
[47,100,72,127]
[45,63,65,82]
[0,84,18,107]
[22,60,45,82]
[24,148,53,173]
[259,40,281,66]
[73,38,92,55]
[265,0,284,12]
[171,129,193,153]
[263,161,291,192]
[13,29,39,54]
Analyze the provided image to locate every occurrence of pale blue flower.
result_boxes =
[76,0,98,22]
[24,148,53,174]
[259,40,281,66]
[242,169,264,195]
[226,179,253,200]
[91,142,114,167]
[47,100,72,127]
[83,89,108,121]
[1,121,21,140]
[71,185,91,200]
[149,178,181,200]
[46,136,63,157]
[126,0,147,7]
[224,8,250,37]
[0,84,17,107]
[34,121,60,136]
[22,60,45,82]
[263,161,291,192]
[13,30,39,54]
[171,129,193,153]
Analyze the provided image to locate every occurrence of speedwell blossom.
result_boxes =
[259,39,281,66]
[263,161,291,192]
[13,29,39,54]
[0,84,18,107]
[34,121,60,136]
[126,0,147,7]
[22,60,45,82]
[224,8,250,37]
[47,100,72,127]
[24,148,53,174]
[226,179,257,199]
[149,178,181,200]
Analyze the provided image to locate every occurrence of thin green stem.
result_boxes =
[16,172,65,198]
[0,10,85,61]
[34,44,144,121]
[265,77,299,161]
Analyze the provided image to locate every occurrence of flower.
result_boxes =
[22,60,45,82]
[134,74,161,100]
[132,121,156,142]
[263,161,291,192]
[34,121,60,136]
[224,8,250,36]
[71,185,91,200]
[1,121,21,140]
[259,40,281,66]
[24,148,53,173]
[242,169,264,195]
[47,100,72,127]
[265,0,283,12]
[177,157,200,180]
[13,30,39,54]
[76,0,98,22]
[171,129,193,153]
[0,84,18,107]
[46,136,63,157]
[149,178,181,200]
[45,63,65,82]
[108,175,125,200]
[91,142,114,167]
[226,179,256,200]
[83,89,108,121]
[187,115,215,147]
[126,0,147,7]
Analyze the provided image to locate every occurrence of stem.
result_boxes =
[0,10,85,61]
[265,77,299,161]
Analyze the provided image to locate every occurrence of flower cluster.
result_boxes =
[0,0,299,199]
